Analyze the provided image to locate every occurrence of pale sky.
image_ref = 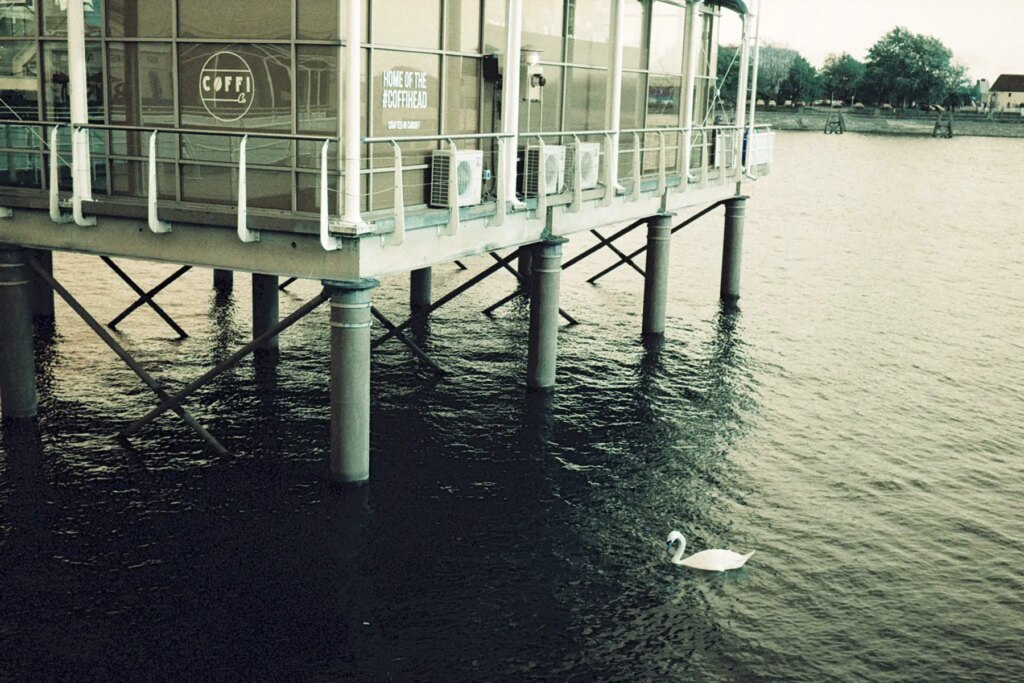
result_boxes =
[719,0,1022,83]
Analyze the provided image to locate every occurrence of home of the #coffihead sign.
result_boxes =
[381,69,429,131]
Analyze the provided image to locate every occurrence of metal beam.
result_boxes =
[103,257,190,338]
[24,253,226,454]
[370,306,446,375]
[120,289,331,439]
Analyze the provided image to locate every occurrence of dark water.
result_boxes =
[2,132,1023,681]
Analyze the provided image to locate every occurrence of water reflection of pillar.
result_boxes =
[252,273,279,355]
[720,196,747,303]
[27,248,55,321]
[0,246,38,420]
[327,278,379,486]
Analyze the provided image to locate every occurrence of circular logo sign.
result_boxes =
[199,51,254,122]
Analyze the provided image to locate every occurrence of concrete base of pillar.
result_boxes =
[325,278,379,486]
[526,239,566,391]
[642,213,673,336]
[0,247,38,420]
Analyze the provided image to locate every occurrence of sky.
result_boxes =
[719,0,1021,83]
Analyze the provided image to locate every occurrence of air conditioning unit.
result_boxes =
[519,144,566,197]
[429,149,483,208]
[565,141,601,190]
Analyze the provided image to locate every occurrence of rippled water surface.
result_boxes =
[2,132,1023,680]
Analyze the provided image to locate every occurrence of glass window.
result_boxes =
[43,0,102,36]
[1,0,36,37]
[567,0,611,67]
[298,46,337,134]
[0,151,41,187]
[107,0,172,38]
[181,164,291,210]
[649,2,684,74]
[0,41,39,121]
[446,0,480,53]
[178,0,289,40]
[565,67,606,131]
[43,42,104,122]
[443,57,480,137]
[482,0,506,54]
[522,0,563,60]
[299,0,336,41]
[620,70,646,129]
[178,43,292,131]
[110,159,175,199]
[622,0,646,70]
[296,170,338,213]
[370,0,440,50]
[647,74,681,126]
[107,43,174,127]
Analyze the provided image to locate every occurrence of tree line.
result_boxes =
[717,26,976,109]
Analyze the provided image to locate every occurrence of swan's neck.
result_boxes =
[671,537,687,564]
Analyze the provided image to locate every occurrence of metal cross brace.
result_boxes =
[120,289,331,440]
[370,306,447,375]
[482,251,579,325]
[373,250,519,350]
[25,253,227,454]
[587,200,729,284]
[101,256,191,338]
[278,276,298,291]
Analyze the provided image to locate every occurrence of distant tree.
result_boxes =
[861,27,963,107]
[756,45,799,102]
[820,52,865,104]
[781,54,821,104]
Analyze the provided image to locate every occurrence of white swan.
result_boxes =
[666,530,755,571]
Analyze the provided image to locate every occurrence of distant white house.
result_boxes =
[988,74,1024,112]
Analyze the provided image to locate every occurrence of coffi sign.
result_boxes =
[200,51,254,122]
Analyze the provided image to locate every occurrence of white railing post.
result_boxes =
[656,131,667,196]
[321,139,342,250]
[445,139,460,236]
[630,132,641,202]
[48,125,71,223]
[147,131,171,233]
[237,135,259,243]
[492,136,508,226]
[601,133,615,206]
[387,141,405,245]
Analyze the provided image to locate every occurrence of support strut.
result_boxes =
[103,257,191,338]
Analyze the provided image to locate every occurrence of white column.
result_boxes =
[746,0,763,175]
[342,0,364,227]
[501,0,524,202]
[66,0,92,202]
[681,0,704,180]
[604,0,625,191]
[733,14,750,183]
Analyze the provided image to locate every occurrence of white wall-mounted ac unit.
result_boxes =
[429,149,483,208]
[565,141,601,190]
[520,144,566,197]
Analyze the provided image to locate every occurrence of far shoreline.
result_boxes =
[751,107,1024,139]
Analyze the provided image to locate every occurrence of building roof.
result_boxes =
[708,0,750,14]
[990,74,1024,92]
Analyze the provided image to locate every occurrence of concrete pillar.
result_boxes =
[409,267,432,312]
[721,196,747,302]
[526,239,566,390]
[213,268,233,293]
[0,247,38,420]
[326,278,379,487]
[642,213,674,336]
[27,249,55,321]
[251,273,279,354]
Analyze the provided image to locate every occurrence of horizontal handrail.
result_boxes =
[0,119,335,143]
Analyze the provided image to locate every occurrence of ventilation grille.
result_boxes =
[430,149,483,208]
[519,145,566,197]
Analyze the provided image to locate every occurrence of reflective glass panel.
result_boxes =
[567,0,611,67]
[0,0,36,37]
[43,0,102,36]
[522,0,563,60]
[107,43,174,127]
[179,0,289,39]
[0,41,39,120]
[565,67,606,131]
[371,0,440,50]
[649,2,684,74]
[42,42,104,122]
[107,0,172,37]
